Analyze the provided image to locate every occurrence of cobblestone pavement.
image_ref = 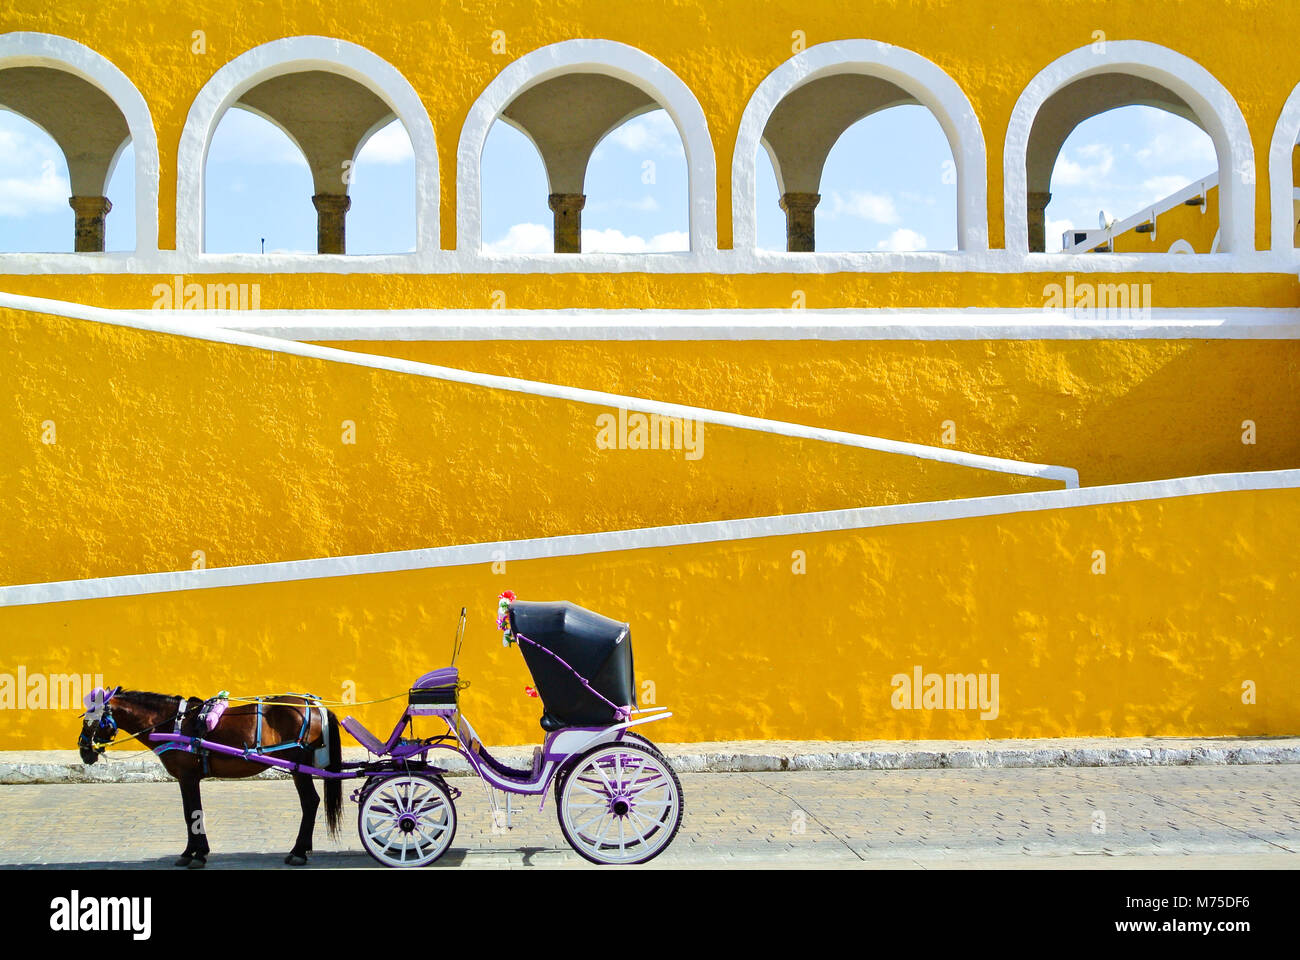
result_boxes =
[2,765,1298,869]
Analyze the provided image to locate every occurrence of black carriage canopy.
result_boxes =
[509,601,635,731]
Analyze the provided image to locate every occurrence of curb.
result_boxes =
[4,739,1299,784]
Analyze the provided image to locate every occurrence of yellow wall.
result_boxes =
[326,338,1300,489]
[1,482,1294,749]
[0,306,1052,587]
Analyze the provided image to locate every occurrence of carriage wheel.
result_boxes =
[557,742,683,865]
[357,774,457,868]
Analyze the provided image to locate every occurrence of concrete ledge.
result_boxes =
[3,737,1299,784]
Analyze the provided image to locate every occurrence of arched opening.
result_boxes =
[1042,105,1214,253]
[732,41,986,254]
[757,102,956,252]
[176,36,437,256]
[201,70,412,255]
[458,40,716,254]
[0,66,133,252]
[488,76,688,253]
[1006,42,1253,253]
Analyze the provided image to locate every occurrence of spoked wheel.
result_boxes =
[557,741,683,865]
[357,774,457,867]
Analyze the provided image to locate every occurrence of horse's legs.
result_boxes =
[175,774,210,868]
[286,773,320,866]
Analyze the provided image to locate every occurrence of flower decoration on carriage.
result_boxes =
[496,590,517,646]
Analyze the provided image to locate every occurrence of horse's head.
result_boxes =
[77,685,122,764]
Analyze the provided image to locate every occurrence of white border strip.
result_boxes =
[202,306,1300,341]
[0,290,1078,488]
[2,470,1293,609]
[0,248,1296,276]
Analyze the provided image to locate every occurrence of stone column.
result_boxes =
[68,196,112,252]
[548,193,585,253]
[779,192,820,252]
[1027,191,1052,253]
[312,193,351,255]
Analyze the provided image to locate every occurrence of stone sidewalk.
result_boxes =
[3,765,1298,869]
[5,735,1299,784]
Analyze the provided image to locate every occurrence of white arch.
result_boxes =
[457,39,717,253]
[176,35,437,254]
[732,40,988,252]
[1267,82,1300,251]
[0,32,159,253]
[1005,40,1254,254]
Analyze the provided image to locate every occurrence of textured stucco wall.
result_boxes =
[5,0,1299,250]
[0,306,1050,586]
[1,483,1293,748]
[327,338,1300,489]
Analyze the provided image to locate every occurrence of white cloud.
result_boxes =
[483,223,689,254]
[483,222,552,254]
[1052,144,1115,188]
[0,125,70,217]
[582,227,688,252]
[825,190,900,224]
[605,111,684,155]
[876,228,928,251]
[356,121,414,165]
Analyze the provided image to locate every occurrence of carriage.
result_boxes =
[119,593,684,867]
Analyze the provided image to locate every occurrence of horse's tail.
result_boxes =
[324,710,343,838]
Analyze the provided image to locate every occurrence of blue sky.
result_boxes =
[0,100,1216,254]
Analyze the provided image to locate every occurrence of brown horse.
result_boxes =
[78,688,342,868]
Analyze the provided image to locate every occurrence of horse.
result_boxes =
[78,687,342,868]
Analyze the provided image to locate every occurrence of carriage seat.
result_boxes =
[413,666,458,689]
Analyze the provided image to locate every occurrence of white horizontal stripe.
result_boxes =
[2,470,1294,609]
[0,290,1078,487]
[2,247,1300,275]
[200,306,1300,341]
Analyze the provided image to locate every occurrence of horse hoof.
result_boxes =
[284,854,307,866]
[173,855,192,867]
[186,856,207,870]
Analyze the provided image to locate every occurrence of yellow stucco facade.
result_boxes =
[2,1,1299,748]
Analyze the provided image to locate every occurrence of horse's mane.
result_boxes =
[120,689,189,710]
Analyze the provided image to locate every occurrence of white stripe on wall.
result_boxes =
[202,306,1300,342]
[1,470,1294,609]
[0,290,1079,487]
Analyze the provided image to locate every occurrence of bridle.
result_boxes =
[78,685,122,755]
